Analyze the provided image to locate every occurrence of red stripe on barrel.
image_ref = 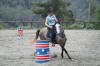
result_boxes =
[18,30,23,35]
[36,46,49,48]
[36,55,49,60]
[36,43,49,48]
[36,44,49,45]
[36,55,49,57]
[36,58,49,60]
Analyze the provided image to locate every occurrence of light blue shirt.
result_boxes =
[47,16,55,26]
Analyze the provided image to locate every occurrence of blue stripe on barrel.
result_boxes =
[35,40,49,43]
[17,28,23,30]
[36,60,50,63]
[35,40,50,63]
[36,48,49,55]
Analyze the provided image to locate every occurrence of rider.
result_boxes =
[45,8,58,44]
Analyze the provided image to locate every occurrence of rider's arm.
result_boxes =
[45,17,52,28]
[53,15,58,22]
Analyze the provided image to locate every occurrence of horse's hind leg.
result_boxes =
[61,48,64,58]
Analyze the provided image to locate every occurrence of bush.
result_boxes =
[39,25,45,29]
[69,24,83,29]
[93,23,100,30]
[0,25,2,29]
[86,23,100,30]
[16,26,29,30]
[62,24,83,29]
[86,24,94,29]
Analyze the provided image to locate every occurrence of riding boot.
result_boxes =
[51,27,57,44]
[51,35,56,47]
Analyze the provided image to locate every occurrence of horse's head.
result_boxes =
[55,22,62,34]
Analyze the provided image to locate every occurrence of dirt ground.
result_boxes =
[0,30,100,66]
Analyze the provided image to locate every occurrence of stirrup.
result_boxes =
[52,43,55,47]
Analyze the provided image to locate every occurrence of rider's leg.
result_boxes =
[47,27,52,42]
[51,26,56,44]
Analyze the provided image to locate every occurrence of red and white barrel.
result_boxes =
[35,40,50,63]
[17,28,23,38]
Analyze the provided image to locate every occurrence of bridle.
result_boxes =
[55,22,62,34]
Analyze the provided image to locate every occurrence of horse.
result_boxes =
[34,22,72,60]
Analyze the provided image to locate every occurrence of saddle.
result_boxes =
[46,28,57,38]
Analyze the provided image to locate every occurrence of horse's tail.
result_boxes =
[32,29,40,43]
[35,29,40,40]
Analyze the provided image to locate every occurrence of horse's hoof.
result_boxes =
[52,44,55,47]
[61,56,64,59]
[50,54,57,58]
[68,57,72,61]
[70,58,72,61]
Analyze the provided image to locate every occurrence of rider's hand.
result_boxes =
[48,26,52,29]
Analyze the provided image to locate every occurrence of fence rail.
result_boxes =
[0,21,100,29]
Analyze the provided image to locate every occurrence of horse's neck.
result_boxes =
[58,28,65,37]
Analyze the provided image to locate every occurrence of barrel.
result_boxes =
[17,28,23,37]
[35,40,50,63]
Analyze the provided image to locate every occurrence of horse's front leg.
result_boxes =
[60,45,72,60]
[63,47,72,60]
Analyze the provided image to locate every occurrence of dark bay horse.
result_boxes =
[34,23,72,60]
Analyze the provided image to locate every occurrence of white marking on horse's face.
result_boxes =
[55,23,61,34]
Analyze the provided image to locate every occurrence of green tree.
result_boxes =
[91,6,100,29]
[31,0,74,22]
[94,6,100,21]
[88,0,97,22]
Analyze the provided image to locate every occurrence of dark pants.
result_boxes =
[47,25,56,43]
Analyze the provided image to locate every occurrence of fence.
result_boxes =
[0,21,44,29]
[0,20,100,29]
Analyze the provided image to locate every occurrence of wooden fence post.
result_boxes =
[83,22,86,28]
[30,22,32,29]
